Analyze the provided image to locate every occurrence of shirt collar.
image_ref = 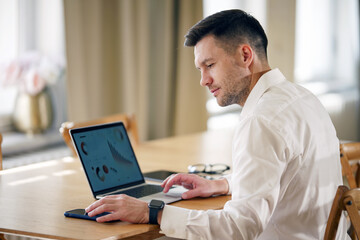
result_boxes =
[241,68,286,117]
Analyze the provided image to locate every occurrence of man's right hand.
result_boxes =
[161,173,229,199]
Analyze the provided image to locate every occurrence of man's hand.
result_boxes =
[85,194,148,223]
[161,173,229,199]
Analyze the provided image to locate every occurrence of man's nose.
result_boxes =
[200,72,213,87]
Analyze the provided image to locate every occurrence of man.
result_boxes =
[86,9,347,239]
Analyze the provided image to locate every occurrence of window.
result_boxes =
[0,0,18,131]
[295,0,359,141]
[0,0,68,164]
[295,0,359,88]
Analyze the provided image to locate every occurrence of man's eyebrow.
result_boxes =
[201,58,214,65]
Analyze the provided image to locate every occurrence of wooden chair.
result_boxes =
[340,142,360,189]
[59,113,139,156]
[324,185,360,240]
[0,133,2,171]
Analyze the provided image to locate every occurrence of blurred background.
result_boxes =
[0,0,359,169]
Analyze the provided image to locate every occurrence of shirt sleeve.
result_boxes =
[222,174,232,194]
[160,205,189,239]
[160,117,288,239]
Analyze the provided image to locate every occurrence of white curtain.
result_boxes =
[63,0,208,140]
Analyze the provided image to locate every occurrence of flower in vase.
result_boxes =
[0,52,63,96]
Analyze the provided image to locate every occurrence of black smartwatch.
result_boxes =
[148,199,165,224]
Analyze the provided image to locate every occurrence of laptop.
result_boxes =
[70,121,186,203]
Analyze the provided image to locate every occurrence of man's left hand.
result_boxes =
[85,194,148,223]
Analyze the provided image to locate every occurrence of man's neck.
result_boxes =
[249,65,271,92]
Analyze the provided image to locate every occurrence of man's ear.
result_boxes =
[238,44,253,67]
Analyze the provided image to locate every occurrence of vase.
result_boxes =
[12,88,53,134]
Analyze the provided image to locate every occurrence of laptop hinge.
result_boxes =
[96,183,151,198]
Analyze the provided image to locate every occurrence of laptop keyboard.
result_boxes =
[113,184,164,198]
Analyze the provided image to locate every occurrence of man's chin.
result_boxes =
[216,98,228,107]
[216,97,237,107]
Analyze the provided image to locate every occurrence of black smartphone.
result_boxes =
[143,170,178,182]
[64,208,110,221]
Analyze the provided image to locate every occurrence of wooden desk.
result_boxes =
[0,129,233,239]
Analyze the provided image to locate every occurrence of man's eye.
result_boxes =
[207,63,214,68]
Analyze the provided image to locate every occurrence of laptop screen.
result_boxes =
[70,122,144,194]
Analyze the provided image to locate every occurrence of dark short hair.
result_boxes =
[184,9,268,60]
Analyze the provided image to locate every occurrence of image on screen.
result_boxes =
[72,123,143,193]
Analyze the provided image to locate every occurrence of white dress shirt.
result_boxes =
[160,69,347,239]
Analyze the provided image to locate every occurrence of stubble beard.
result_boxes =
[217,74,251,107]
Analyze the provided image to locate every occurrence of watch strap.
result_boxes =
[148,200,165,224]
[149,207,159,224]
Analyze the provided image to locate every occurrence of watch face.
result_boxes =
[150,199,164,208]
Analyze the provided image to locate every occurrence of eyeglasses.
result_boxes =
[188,163,230,175]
